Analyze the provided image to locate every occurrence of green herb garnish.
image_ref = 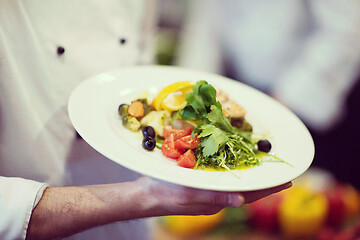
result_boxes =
[178,80,290,172]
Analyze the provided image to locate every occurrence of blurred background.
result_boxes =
[151,0,360,239]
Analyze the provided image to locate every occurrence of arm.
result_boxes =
[26,176,291,240]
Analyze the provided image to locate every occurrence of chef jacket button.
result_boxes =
[119,38,127,45]
[57,46,65,55]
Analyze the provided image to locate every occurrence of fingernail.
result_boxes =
[228,193,244,207]
[283,182,293,189]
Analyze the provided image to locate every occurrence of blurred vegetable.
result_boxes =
[210,207,250,236]
[279,187,328,238]
[140,110,171,137]
[343,185,360,221]
[128,100,145,118]
[162,210,225,236]
[118,104,141,131]
[326,183,360,227]
[135,98,153,116]
[123,117,141,132]
[247,193,282,232]
[326,185,347,228]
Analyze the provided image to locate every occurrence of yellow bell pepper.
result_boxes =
[162,209,225,236]
[279,187,328,238]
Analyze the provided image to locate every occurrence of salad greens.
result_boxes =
[178,80,286,171]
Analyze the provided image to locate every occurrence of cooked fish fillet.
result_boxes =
[217,90,246,119]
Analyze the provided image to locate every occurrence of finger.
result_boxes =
[241,182,292,204]
[179,182,292,207]
[167,204,225,216]
[174,187,245,208]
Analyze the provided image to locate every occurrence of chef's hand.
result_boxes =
[137,176,292,216]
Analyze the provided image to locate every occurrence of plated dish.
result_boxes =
[118,80,290,172]
[68,65,314,191]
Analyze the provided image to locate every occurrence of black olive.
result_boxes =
[118,104,129,116]
[257,139,272,153]
[142,126,156,138]
[142,137,156,151]
[118,104,126,112]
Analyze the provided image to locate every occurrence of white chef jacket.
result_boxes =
[177,0,360,131]
[0,0,157,239]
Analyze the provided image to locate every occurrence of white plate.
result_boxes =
[68,65,314,191]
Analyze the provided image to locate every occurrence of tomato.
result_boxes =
[161,128,198,168]
[177,149,196,168]
[161,134,182,159]
[175,135,200,150]
[163,127,192,140]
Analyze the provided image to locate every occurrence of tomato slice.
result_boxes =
[177,149,196,168]
[163,127,192,140]
[161,134,182,159]
[175,135,200,150]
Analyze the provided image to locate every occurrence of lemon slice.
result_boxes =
[160,86,193,111]
[152,81,194,111]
